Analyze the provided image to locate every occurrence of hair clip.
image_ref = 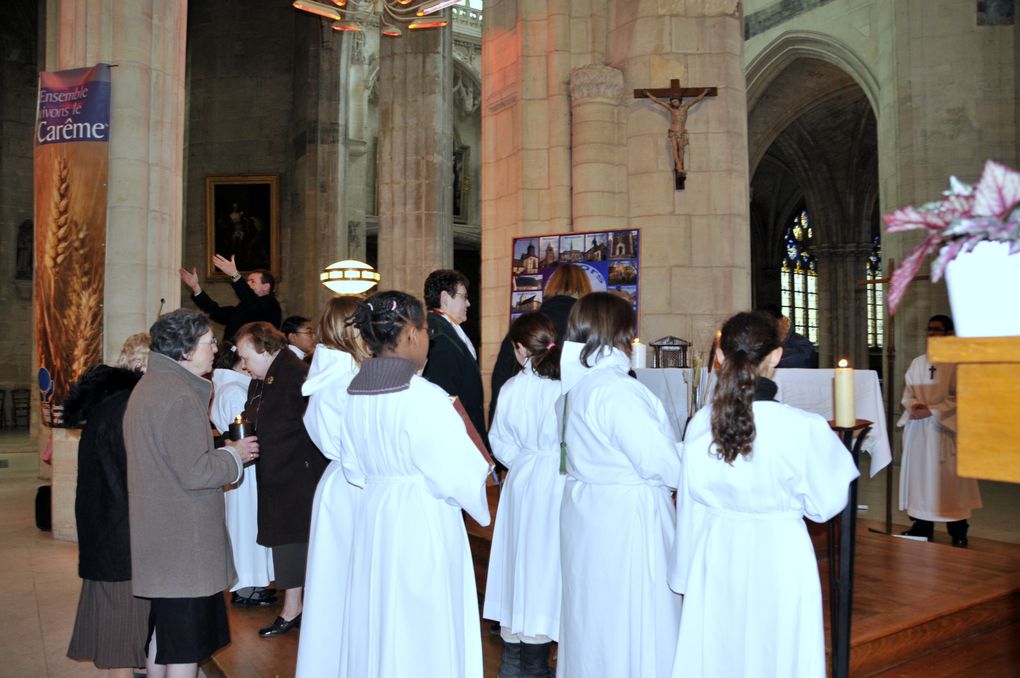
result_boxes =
[367,302,374,311]
[230,345,237,353]
[547,342,556,350]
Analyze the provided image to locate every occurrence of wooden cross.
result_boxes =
[635,79,718,190]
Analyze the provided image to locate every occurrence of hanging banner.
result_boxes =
[34,64,111,425]
[509,228,640,327]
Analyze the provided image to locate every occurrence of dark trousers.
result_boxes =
[909,518,969,540]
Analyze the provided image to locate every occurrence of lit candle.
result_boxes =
[834,359,855,427]
[631,338,647,370]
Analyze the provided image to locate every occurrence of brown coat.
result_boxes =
[124,352,243,598]
[244,349,327,546]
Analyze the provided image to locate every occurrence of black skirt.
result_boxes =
[147,592,230,664]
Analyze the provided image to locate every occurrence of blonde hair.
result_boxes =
[319,296,370,364]
[115,332,151,371]
[545,263,592,299]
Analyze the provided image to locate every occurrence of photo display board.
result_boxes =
[510,228,640,327]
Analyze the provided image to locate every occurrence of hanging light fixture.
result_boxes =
[320,260,381,295]
[293,0,458,37]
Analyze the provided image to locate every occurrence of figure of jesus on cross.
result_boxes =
[635,79,716,190]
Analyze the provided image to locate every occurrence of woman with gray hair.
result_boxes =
[124,309,260,678]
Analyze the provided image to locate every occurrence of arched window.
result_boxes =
[780,210,818,343]
[865,235,884,348]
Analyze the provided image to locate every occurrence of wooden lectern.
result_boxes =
[927,336,1020,483]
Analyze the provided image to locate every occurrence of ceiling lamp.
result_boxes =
[294,0,458,37]
[292,0,343,21]
[320,260,381,295]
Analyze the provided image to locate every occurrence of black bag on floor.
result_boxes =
[35,485,51,531]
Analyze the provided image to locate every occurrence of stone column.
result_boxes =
[45,0,188,541]
[814,241,872,370]
[377,27,453,296]
[568,64,627,232]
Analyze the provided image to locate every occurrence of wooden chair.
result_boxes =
[11,389,30,429]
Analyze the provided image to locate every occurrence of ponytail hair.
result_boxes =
[710,311,780,463]
[509,312,561,380]
[349,290,425,356]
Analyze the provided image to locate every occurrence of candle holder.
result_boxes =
[825,418,872,678]
[228,415,252,441]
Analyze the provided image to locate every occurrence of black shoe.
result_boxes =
[952,537,969,548]
[232,589,279,607]
[489,621,502,636]
[258,613,301,637]
[901,524,933,541]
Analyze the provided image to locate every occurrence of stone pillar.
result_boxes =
[44,0,188,542]
[568,64,627,232]
[814,242,872,370]
[377,28,453,296]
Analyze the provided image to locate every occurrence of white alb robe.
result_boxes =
[898,354,981,521]
[211,368,274,591]
[558,344,682,678]
[337,373,491,678]
[483,361,564,641]
[295,346,361,678]
[670,399,859,678]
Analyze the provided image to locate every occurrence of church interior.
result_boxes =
[1,0,1019,676]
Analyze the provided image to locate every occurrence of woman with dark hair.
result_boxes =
[483,312,564,678]
[234,321,328,638]
[557,292,681,678]
[211,342,276,608]
[337,290,491,678]
[670,311,858,678]
[66,334,151,677]
[296,296,369,678]
[489,263,592,421]
[124,309,259,678]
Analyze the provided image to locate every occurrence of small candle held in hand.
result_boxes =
[834,358,855,427]
[631,338,647,370]
[229,414,252,441]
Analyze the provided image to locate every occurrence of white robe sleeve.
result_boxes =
[411,386,492,526]
[304,391,343,461]
[489,382,522,468]
[596,381,681,489]
[211,381,247,434]
[790,415,860,523]
[927,363,957,433]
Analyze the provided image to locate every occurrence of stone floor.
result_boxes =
[1,429,1018,677]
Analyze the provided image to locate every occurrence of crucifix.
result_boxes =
[634,79,717,190]
[929,364,937,379]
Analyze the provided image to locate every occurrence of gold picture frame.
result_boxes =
[205,175,280,279]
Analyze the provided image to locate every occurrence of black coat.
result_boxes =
[489,294,577,422]
[192,277,282,341]
[244,349,328,547]
[63,365,141,581]
[422,312,489,449]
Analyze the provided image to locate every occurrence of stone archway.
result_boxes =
[748,52,879,371]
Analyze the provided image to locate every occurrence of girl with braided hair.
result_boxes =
[335,290,492,678]
[669,311,858,678]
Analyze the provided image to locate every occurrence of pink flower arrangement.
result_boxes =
[884,160,1020,314]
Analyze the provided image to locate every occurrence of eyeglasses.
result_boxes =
[295,329,316,335]
[200,338,218,347]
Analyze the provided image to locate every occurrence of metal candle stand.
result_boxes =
[827,418,871,678]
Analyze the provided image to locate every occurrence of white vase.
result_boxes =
[944,240,1020,337]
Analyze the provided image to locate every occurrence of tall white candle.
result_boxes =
[834,358,855,427]
[631,338,647,370]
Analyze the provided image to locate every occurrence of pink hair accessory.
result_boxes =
[547,341,556,350]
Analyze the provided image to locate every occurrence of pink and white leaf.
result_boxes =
[883,205,952,234]
[887,234,942,314]
[972,160,1020,219]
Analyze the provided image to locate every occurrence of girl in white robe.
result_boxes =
[670,311,859,678]
[483,312,565,677]
[337,291,492,678]
[558,292,683,678]
[296,297,368,678]
[211,350,275,598]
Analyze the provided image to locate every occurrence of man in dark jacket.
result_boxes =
[422,269,488,449]
[179,253,281,341]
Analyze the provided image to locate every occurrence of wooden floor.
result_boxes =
[207,506,1020,678]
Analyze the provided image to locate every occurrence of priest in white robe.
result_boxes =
[898,314,981,547]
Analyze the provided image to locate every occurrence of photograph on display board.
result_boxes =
[512,290,543,313]
[539,236,559,267]
[609,230,638,259]
[608,284,638,305]
[583,233,609,261]
[513,274,543,291]
[513,237,540,274]
[608,259,638,285]
[558,234,585,262]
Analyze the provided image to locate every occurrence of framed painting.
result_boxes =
[205,176,280,279]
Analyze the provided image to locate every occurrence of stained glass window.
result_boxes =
[866,235,884,348]
[780,210,818,343]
